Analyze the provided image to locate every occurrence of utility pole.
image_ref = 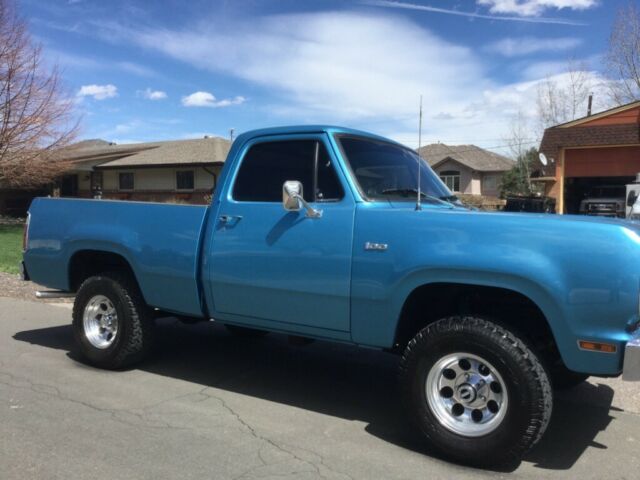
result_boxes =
[229,128,235,143]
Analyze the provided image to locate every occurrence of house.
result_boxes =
[59,136,231,204]
[538,100,640,215]
[418,143,514,197]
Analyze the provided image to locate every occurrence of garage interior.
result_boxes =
[563,176,633,215]
[562,145,640,215]
[538,101,640,215]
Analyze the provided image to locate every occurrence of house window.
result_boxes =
[233,140,343,202]
[90,171,103,192]
[176,170,195,190]
[483,174,498,191]
[440,170,460,192]
[119,172,134,191]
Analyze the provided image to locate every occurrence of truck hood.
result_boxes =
[383,200,640,246]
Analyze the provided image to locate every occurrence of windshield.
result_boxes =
[336,135,454,203]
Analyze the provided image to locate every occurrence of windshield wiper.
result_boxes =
[381,188,453,207]
[439,194,458,202]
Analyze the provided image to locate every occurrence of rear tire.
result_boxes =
[399,316,552,467]
[72,272,154,369]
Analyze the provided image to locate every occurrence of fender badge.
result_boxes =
[364,242,388,251]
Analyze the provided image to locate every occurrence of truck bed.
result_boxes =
[24,198,209,317]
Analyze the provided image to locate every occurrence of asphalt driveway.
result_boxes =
[1,297,640,479]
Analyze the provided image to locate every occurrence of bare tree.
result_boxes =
[536,59,592,131]
[606,1,640,104]
[0,0,77,188]
[502,111,533,194]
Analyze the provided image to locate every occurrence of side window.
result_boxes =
[176,170,195,190]
[119,172,134,191]
[439,170,460,192]
[233,140,343,202]
[315,145,343,201]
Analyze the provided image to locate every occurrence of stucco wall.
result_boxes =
[101,166,221,192]
[432,160,475,194]
[481,173,501,197]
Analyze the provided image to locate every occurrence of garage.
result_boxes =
[538,101,640,215]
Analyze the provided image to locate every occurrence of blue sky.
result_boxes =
[22,0,622,154]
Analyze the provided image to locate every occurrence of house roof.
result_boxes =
[539,124,640,157]
[538,100,640,177]
[96,137,231,168]
[417,143,514,172]
[549,99,640,129]
[61,137,231,169]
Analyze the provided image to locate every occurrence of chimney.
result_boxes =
[587,93,593,116]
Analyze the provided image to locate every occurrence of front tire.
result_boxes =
[72,272,154,369]
[399,316,552,467]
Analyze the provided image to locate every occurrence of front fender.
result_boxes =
[351,265,565,351]
[350,205,639,375]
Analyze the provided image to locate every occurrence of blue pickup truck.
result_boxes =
[22,125,640,466]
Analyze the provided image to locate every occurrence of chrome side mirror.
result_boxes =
[283,180,303,211]
[282,180,322,218]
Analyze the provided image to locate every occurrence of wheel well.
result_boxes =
[394,283,559,361]
[68,250,137,292]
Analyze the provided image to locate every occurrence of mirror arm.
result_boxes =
[292,192,323,218]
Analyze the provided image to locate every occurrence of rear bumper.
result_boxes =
[20,261,30,281]
[623,331,640,381]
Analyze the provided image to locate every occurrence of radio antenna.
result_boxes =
[416,94,423,211]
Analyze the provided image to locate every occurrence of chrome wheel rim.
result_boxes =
[83,295,118,349]
[425,352,508,437]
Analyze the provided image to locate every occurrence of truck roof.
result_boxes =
[235,125,402,146]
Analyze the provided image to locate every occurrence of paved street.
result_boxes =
[1,296,640,479]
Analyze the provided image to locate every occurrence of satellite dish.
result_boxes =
[539,152,548,166]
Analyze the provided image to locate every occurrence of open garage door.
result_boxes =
[564,176,632,216]
[565,147,640,177]
[562,147,640,215]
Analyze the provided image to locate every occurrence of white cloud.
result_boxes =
[181,91,245,108]
[129,12,487,122]
[76,84,117,100]
[86,11,612,150]
[139,88,167,100]
[477,0,598,16]
[485,36,582,56]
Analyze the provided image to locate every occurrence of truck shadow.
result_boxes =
[13,317,616,473]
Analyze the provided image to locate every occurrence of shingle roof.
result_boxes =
[539,124,640,157]
[417,143,514,172]
[60,139,150,162]
[61,137,231,168]
[96,137,231,168]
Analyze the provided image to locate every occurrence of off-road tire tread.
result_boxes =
[398,316,552,467]
[72,272,154,369]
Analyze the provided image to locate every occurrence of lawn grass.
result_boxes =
[0,225,23,275]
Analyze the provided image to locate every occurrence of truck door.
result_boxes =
[209,135,355,333]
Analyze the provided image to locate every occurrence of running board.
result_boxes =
[35,290,76,299]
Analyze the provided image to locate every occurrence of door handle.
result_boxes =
[219,215,242,225]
